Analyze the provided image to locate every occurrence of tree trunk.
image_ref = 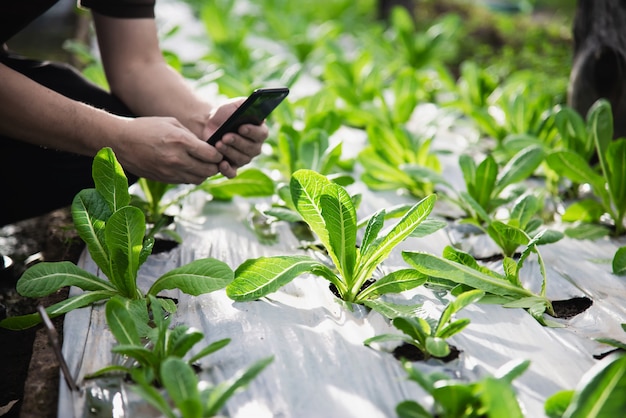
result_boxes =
[569,0,626,138]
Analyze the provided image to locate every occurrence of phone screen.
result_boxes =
[207,87,289,145]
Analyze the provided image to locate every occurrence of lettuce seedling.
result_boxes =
[444,64,557,145]
[227,169,436,305]
[388,8,461,71]
[132,168,275,241]
[90,296,229,385]
[547,99,626,237]
[438,150,560,258]
[137,356,273,418]
[0,148,233,330]
[397,358,529,418]
[258,90,352,182]
[484,194,563,258]
[552,105,596,162]
[544,354,626,418]
[358,123,443,199]
[269,126,348,182]
[418,145,544,229]
[92,296,273,417]
[456,145,545,224]
[403,232,563,327]
[364,289,484,360]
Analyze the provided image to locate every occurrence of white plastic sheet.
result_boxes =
[58,185,626,417]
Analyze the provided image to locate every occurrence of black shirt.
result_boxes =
[0,0,156,44]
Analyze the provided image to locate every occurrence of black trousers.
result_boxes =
[0,52,137,227]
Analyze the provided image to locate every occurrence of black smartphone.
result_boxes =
[206,87,289,146]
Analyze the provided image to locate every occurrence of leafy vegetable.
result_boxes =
[0,148,233,330]
[545,354,626,418]
[397,358,529,418]
[457,145,545,224]
[546,99,626,236]
[403,237,562,326]
[364,289,484,360]
[444,64,558,145]
[227,169,437,304]
[141,356,273,418]
[484,194,563,258]
[358,123,443,198]
[94,296,272,418]
[89,296,229,385]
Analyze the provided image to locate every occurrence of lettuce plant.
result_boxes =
[455,145,545,224]
[440,61,499,127]
[190,0,298,98]
[92,296,272,418]
[320,23,446,129]
[437,148,560,258]
[138,355,273,418]
[403,232,563,327]
[90,296,229,385]
[544,354,626,418]
[266,125,351,184]
[552,105,596,162]
[444,65,557,145]
[226,169,436,305]
[483,194,563,258]
[386,7,461,71]
[358,123,443,199]
[132,168,275,242]
[364,289,484,360]
[546,99,626,237]
[397,358,529,418]
[321,47,383,119]
[0,148,233,330]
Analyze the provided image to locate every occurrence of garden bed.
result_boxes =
[56,174,626,417]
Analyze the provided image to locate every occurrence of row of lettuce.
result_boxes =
[164,0,626,255]
[2,146,624,416]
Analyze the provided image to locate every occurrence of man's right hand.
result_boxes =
[113,116,225,185]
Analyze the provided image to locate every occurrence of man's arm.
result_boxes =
[92,16,211,138]
[0,62,124,156]
[0,61,224,184]
[92,14,268,173]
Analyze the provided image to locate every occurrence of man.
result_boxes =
[0,0,269,226]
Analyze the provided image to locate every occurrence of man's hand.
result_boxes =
[114,116,224,185]
[204,98,269,178]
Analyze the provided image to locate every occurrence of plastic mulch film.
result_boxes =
[57,182,626,417]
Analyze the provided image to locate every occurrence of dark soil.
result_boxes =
[152,238,180,254]
[329,278,376,300]
[0,207,84,418]
[550,296,593,319]
[392,342,462,363]
[593,348,624,360]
